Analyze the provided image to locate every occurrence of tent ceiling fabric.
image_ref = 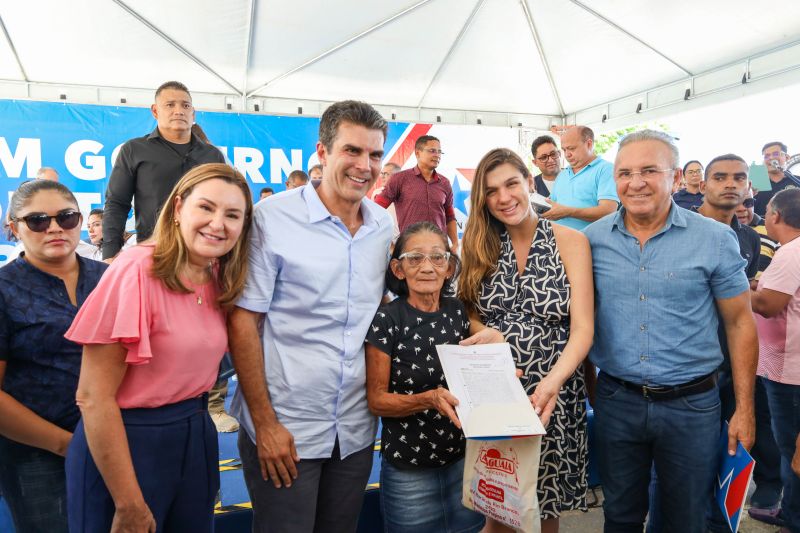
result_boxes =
[1,0,799,119]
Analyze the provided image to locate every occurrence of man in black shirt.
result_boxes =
[753,141,800,217]
[101,81,225,259]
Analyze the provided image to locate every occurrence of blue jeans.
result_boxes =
[380,457,484,533]
[764,379,800,533]
[0,435,69,533]
[594,372,720,533]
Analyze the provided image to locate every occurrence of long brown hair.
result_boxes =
[458,148,531,312]
[150,163,253,310]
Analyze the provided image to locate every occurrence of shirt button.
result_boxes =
[345,360,353,367]
[640,266,646,272]
[640,324,646,331]
[639,294,646,301]
[640,354,647,361]
[345,330,352,337]
[635,240,640,246]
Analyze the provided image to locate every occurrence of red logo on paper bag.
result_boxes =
[479,448,516,475]
[478,479,505,502]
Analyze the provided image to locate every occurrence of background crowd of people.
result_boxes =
[0,80,799,533]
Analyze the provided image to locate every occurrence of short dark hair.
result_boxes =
[309,164,323,174]
[260,187,274,195]
[577,126,594,143]
[770,188,800,229]
[762,141,788,154]
[155,81,191,100]
[704,154,748,180]
[386,221,460,302]
[682,160,702,174]
[319,100,387,150]
[531,135,558,158]
[287,170,309,185]
[89,208,104,218]
[415,135,440,151]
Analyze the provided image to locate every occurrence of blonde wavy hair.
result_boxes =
[150,163,253,310]
[458,148,531,312]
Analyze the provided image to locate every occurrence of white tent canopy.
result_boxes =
[2,0,800,129]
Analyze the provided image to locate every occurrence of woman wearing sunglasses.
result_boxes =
[0,179,108,532]
[64,163,252,533]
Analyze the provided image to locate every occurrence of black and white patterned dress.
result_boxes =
[366,297,471,469]
[476,219,587,519]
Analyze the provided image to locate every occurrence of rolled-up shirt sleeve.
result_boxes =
[712,228,750,299]
[236,207,278,313]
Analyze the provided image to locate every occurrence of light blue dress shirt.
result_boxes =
[584,203,749,386]
[550,157,618,230]
[231,182,393,459]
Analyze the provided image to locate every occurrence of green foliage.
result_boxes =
[594,123,671,156]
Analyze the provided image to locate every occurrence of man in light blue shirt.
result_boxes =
[584,130,757,532]
[543,126,618,230]
[228,100,393,533]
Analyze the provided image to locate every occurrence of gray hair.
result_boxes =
[319,100,387,150]
[618,130,679,169]
[770,188,800,229]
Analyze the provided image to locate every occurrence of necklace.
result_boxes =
[194,285,204,305]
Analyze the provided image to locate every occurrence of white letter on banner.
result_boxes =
[233,147,266,183]
[0,137,42,178]
[270,149,303,184]
[65,140,106,181]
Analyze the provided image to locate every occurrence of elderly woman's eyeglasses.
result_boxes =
[14,210,81,232]
[398,251,451,268]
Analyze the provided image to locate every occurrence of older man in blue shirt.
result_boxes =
[584,130,757,533]
[228,101,393,533]
[543,126,619,230]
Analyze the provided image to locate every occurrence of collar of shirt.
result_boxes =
[412,165,442,183]
[146,126,200,147]
[610,201,688,239]
[302,180,385,236]
[565,156,603,179]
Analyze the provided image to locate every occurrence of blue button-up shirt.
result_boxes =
[0,254,107,431]
[584,203,749,386]
[550,157,618,230]
[231,182,393,459]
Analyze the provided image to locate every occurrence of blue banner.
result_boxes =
[0,99,408,264]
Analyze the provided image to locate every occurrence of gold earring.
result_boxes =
[175,219,180,226]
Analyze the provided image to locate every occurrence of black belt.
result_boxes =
[603,372,717,401]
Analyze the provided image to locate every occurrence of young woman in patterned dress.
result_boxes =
[459,148,595,533]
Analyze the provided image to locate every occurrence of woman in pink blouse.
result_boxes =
[65,163,253,533]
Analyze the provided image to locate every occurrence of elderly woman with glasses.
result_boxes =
[365,221,502,533]
[0,179,108,532]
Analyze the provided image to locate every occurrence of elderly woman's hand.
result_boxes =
[427,387,461,429]
[459,327,504,346]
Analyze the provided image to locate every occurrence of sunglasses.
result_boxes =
[14,210,81,232]
[742,198,755,209]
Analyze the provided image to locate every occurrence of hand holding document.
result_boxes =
[436,342,545,439]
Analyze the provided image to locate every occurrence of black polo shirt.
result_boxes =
[101,128,225,258]
[672,189,704,210]
[753,171,800,216]
[693,208,760,368]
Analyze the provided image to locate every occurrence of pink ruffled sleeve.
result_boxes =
[65,246,154,365]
